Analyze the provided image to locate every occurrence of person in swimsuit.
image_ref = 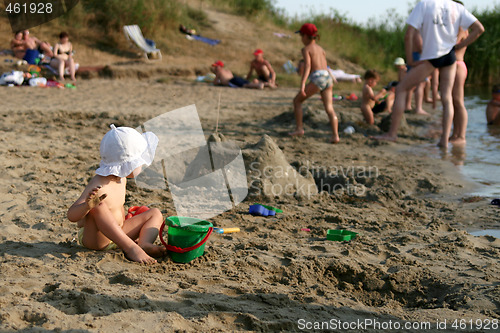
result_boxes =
[50,32,77,82]
[290,23,339,143]
[373,0,484,148]
[450,27,470,145]
[10,31,26,59]
[211,61,264,89]
[486,85,500,126]
[246,49,277,88]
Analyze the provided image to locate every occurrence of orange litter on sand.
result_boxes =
[346,93,358,101]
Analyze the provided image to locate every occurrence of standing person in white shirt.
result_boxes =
[373,0,484,148]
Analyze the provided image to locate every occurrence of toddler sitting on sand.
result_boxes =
[361,70,395,125]
[67,125,166,264]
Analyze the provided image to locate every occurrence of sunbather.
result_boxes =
[50,32,76,82]
[211,61,263,89]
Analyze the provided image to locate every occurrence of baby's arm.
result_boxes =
[67,186,107,222]
[374,89,387,102]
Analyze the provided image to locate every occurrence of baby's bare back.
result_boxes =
[79,176,126,228]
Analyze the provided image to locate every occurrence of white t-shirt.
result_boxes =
[406,0,477,60]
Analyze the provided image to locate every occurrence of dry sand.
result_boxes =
[0,75,499,332]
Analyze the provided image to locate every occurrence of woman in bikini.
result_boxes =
[450,27,470,145]
[50,32,76,83]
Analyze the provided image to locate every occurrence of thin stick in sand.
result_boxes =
[215,91,221,134]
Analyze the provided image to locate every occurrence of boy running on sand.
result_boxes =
[67,125,166,264]
[290,23,339,143]
[373,0,484,148]
[246,49,277,88]
[486,85,500,126]
[361,70,395,125]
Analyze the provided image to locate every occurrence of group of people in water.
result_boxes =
[10,29,77,82]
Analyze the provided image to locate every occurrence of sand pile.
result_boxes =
[243,135,318,199]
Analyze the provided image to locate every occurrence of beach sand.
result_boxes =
[0,77,499,332]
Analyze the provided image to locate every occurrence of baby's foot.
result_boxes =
[123,246,157,264]
[289,129,305,137]
[142,243,167,258]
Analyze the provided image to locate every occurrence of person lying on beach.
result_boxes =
[373,0,484,148]
[22,29,53,58]
[246,49,277,88]
[486,85,500,126]
[211,61,264,89]
[361,70,396,124]
[67,125,166,264]
[50,32,77,82]
[10,31,26,59]
[290,23,339,143]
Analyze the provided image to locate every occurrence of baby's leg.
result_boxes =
[122,208,166,258]
[86,202,157,264]
[360,103,375,125]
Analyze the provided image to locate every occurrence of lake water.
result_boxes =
[413,88,500,197]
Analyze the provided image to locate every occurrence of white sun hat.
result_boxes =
[96,124,159,178]
[393,57,406,66]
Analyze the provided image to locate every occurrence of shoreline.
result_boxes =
[0,78,499,331]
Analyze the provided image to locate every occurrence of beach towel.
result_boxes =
[186,34,220,46]
[328,68,361,82]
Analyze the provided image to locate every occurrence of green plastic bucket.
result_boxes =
[159,216,213,263]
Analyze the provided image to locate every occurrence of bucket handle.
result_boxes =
[158,221,213,254]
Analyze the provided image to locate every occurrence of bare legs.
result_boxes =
[82,200,165,264]
[414,81,430,115]
[320,85,339,143]
[290,83,339,143]
[290,83,320,137]
[436,64,457,148]
[450,62,468,145]
[372,61,436,142]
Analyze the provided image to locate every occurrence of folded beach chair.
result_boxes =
[123,25,162,61]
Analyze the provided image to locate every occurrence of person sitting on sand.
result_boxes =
[22,29,53,58]
[246,49,277,88]
[373,0,484,148]
[10,31,26,59]
[211,61,264,89]
[67,125,166,264]
[50,32,77,82]
[290,23,339,143]
[361,70,396,124]
[486,85,500,126]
